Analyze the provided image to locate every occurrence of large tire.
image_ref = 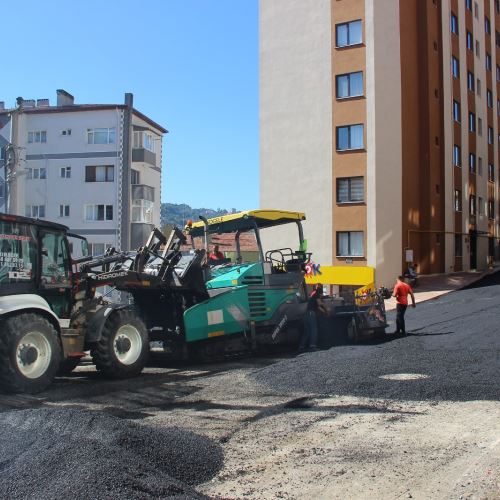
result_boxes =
[0,313,61,394]
[91,310,149,378]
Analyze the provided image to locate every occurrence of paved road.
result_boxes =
[0,273,499,499]
[253,271,500,402]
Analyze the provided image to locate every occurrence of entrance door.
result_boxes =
[469,230,477,270]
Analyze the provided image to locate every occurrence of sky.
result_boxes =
[1,0,259,210]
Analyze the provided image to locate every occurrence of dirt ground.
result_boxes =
[1,357,498,499]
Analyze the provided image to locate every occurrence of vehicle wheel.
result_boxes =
[57,357,81,376]
[91,310,149,378]
[0,313,61,394]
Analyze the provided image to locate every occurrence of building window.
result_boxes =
[337,177,364,203]
[87,128,116,144]
[60,166,71,178]
[469,112,476,132]
[478,157,483,176]
[59,204,70,217]
[453,100,461,122]
[336,71,363,98]
[478,117,482,135]
[474,1,479,18]
[61,129,72,136]
[131,169,140,185]
[486,53,492,71]
[496,31,500,48]
[25,205,45,218]
[478,196,484,216]
[455,234,462,257]
[476,40,480,57]
[497,65,500,81]
[451,13,459,34]
[85,204,113,221]
[452,57,460,78]
[132,199,154,223]
[133,131,157,152]
[453,144,461,166]
[88,243,112,256]
[466,30,473,50]
[466,0,472,10]
[477,78,482,95]
[27,131,47,144]
[488,162,495,182]
[496,0,500,14]
[469,152,476,173]
[488,199,495,219]
[85,165,114,182]
[488,126,494,144]
[470,194,476,215]
[335,20,362,47]
[485,16,491,34]
[454,190,462,212]
[27,167,46,180]
[487,89,493,107]
[336,231,364,257]
[467,71,475,90]
[336,124,364,150]
[497,99,500,116]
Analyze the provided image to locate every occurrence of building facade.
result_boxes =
[0,90,166,253]
[260,0,500,286]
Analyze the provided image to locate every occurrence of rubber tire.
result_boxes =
[57,357,81,376]
[91,310,149,379]
[0,313,61,394]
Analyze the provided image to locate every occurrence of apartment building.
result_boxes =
[260,0,500,286]
[0,90,166,253]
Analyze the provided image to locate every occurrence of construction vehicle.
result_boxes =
[0,209,388,394]
[0,210,310,393]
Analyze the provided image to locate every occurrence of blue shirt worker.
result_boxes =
[299,283,328,352]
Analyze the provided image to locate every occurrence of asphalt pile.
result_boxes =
[251,285,500,402]
[0,408,223,499]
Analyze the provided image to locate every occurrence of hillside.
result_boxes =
[160,203,238,227]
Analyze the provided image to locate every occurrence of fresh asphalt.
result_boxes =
[252,271,500,402]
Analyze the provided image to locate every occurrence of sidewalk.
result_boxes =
[384,267,499,311]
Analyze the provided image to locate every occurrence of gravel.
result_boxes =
[0,408,223,499]
[251,281,500,402]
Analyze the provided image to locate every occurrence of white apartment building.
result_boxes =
[0,89,167,253]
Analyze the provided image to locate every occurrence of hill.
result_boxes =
[160,203,238,228]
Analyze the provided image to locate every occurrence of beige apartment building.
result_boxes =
[260,0,500,286]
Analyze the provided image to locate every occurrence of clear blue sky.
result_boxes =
[2,0,259,210]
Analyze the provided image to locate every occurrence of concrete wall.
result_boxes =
[260,0,333,264]
[366,0,403,287]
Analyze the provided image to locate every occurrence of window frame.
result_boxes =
[85,165,115,183]
[84,204,114,222]
[336,176,364,204]
[335,20,363,48]
[335,71,364,99]
[336,231,364,258]
[336,124,364,151]
[86,127,116,145]
[453,144,461,167]
[451,13,459,35]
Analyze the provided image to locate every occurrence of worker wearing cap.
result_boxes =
[392,275,416,336]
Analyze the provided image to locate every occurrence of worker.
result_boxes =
[392,275,416,336]
[208,244,225,262]
[299,283,327,352]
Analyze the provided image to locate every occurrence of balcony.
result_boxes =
[131,184,154,202]
[132,148,157,168]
